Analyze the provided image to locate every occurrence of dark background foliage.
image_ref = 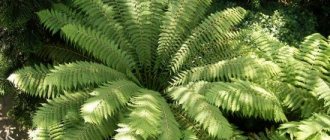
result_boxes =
[0,0,53,132]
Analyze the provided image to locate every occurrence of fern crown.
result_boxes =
[8,0,330,139]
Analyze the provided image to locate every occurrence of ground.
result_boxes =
[0,94,28,140]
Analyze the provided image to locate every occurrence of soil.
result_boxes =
[0,94,28,140]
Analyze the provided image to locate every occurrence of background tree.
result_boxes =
[0,0,55,133]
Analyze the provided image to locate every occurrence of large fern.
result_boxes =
[8,0,330,139]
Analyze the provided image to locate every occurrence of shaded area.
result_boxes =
[0,94,28,140]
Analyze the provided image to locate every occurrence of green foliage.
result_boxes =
[81,80,140,124]
[168,83,233,138]
[6,94,44,132]
[280,113,330,140]
[0,0,54,133]
[0,0,52,28]
[7,0,330,139]
[207,81,287,122]
[243,7,316,46]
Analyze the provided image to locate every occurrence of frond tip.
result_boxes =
[115,90,164,139]
[206,81,287,122]
[280,113,330,140]
[168,85,233,139]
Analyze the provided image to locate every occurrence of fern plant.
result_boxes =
[8,0,330,139]
[244,32,330,139]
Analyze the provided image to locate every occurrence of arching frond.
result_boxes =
[8,61,129,98]
[185,30,250,68]
[30,127,51,140]
[115,90,163,139]
[169,7,247,72]
[311,78,330,113]
[247,30,285,61]
[171,103,245,140]
[113,124,141,140]
[171,104,209,140]
[61,24,136,74]
[72,0,135,54]
[168,85,233,139]
[34,113,117,140]
[296,33,330,73]
[48,119,78,140]
[81,80,141,124]
[171,57,280,86]
[182,129,198,140]
[262,81,320,115]
[206,81,287,122]
[7,64,55,98]
[64,118,117,140]
[280,113,330,140]
[110,0,164,68]
[51,3,83,19]
[33,92,89,128]
[158,99,181,140]
[37,44,90,63]
[37,9,81,34]
[43,61,128,92]
[156,0,213,68]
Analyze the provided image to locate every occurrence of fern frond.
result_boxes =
[114,124,141,140]
[262,81,319,114]
[187,30,250,67]
[156,0,213,69]
[48,120,76,139]
[247,30,284,60]
[33,92,89,128]
[8,61,127,98]
[7,64,56,98]
[30,127,51,140]
[115,90,163,139]
[51,3,83,19]
[250,128,287,140]
[37,9,81,34]
[182,129,198,140]
[271,81,322,118]
[36,113,116,140]
[311,78,330,113]
[296,33,330,71]
[170,104,208,140]
[64,118,117,140]
[280,113,330,140]
[168,85,233,139]
[81,80,141,124]
[158,99,181,140]
[110,0,164,68]
[171,56,280,86]
[277,56,318,90]
[61,24,136,74]
[171,103,245,140]
[37,44,90,63]
[72,0,135,55]
[206,81,287,122]
[43,61,128,92]
[169,7,247,72]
